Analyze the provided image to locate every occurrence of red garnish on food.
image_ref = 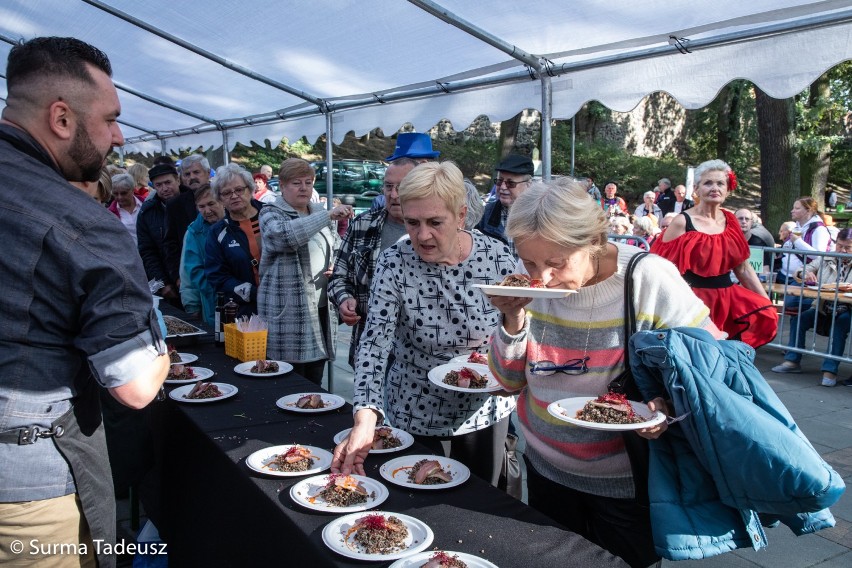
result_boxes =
[459,368,477,381]
[529,279,544,288]
[432,551,454,562]
[595,391,636,419]
[360,514,388,530]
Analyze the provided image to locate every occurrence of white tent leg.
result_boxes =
[540,74,552,181]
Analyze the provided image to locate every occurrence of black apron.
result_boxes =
[51,377,116,568]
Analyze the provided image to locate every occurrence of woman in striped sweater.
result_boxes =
[488,181,723,568]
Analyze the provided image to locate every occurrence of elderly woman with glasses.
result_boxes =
[487,180,722,568]
[332,161,517,487]
[258,158,353,385]
[205,163,265,317]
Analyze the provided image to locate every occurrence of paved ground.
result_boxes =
[118,326,852,567]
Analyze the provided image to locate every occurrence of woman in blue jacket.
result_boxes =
[205,164,265,317]
[180,185,225,325]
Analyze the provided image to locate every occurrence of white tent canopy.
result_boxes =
[2,0,852,171]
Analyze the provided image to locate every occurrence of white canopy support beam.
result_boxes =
[111,5,852,150]
[324,109,335,393]
[408,0,543,71]
[81,0,326,108]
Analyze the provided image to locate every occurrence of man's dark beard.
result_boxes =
[69,121,107,182]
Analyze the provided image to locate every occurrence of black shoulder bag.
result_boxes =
[607,251,651,505]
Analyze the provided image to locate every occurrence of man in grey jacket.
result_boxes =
[0,37,168,567]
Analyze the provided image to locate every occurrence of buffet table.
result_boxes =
[152,315,625,567]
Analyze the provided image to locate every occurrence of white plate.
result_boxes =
[168,382,237,403]
[546,396,666,431]
[844,292,852,298]
[322,511,433,561]
[451,353,489,365]
[233,360,294,377]
[473,283,575,299]
[169,353,198,365]
[290,474,388,513]
[332,427,415,454]
[245,445,333,477]
[379,455,470,490]
[427,363,500,393]
[164,366,214,385]
[275,393,346,413]
[389,551,499,568]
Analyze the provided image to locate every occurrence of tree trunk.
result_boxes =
[498,112,522,159]
[755,88,799,232]
[716,85,732,161]
[799,73,832,204]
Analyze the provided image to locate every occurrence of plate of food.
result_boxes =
[167,345,198,365]
[233,360,294,377]
[164,365,214,385]
[473,274,575,299]
[275,393,346,413]
[322,511,433,561]
[388,550,499,568]
[807,282,852,292]
[163,315,206,338]
[333,426,415,454]
[168,381,237,403]
[290,474,388,513]
[379,455,470,490]
[245,444,333,477]
[547,393,666,431]
[450,351,489,365]
[427,363,500,393]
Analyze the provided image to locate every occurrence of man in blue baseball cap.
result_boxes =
[385,132,440,162]
[371,132,440,211]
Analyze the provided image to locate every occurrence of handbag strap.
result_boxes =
[621,252,649,371]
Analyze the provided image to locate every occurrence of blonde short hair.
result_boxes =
[398,161,465,214]
[507,179,609,256]
[127,163,149,187]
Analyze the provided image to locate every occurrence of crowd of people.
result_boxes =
[2,36,846,568]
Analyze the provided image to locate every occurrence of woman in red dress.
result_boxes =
[651,159,777,348]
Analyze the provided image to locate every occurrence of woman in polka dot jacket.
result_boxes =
[331,161,517,486]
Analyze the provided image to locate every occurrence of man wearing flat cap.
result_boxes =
[476,154,534,259]
[137,162,181,302]
[655,177,678,215]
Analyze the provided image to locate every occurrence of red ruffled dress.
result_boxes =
[651,209,777,348]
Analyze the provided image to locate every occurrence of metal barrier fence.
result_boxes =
[608,233,650,250]
[752,245,852,366]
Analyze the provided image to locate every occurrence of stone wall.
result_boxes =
[424,93,688,158]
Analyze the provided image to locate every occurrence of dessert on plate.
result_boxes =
[345,514,409,554]
[575,392,643,425]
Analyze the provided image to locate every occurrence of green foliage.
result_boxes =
[681,80,759,178]
[433,139,498,187]
[552,123,682,203]
[231,137,313,171]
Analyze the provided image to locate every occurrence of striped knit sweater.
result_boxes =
[490,243,712,498]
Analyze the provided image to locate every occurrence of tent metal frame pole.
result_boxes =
[81,0,324,107]
[221,129,230,165]
[409,0,542,70]
[324,110,335,394]
[160,139,167,157]
[121,8,852,148]
[570,117,575,178]
[540,75,552,180]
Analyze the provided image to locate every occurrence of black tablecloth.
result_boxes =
[152,314,626,567]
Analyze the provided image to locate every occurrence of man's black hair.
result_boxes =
[6,36,112,90]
